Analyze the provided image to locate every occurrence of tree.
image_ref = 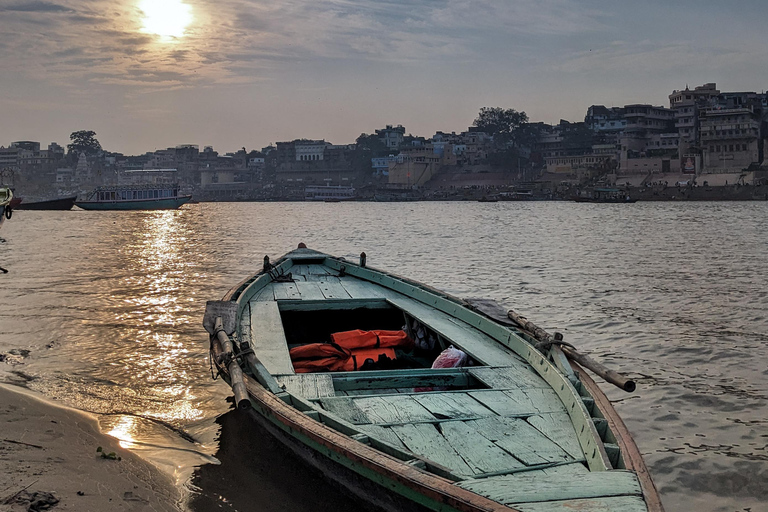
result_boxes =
[473,107,528,140]
[67,130,102,156]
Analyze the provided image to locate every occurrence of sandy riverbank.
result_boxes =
[0,384,183,512]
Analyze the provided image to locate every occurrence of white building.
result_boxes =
[295,140,326,161]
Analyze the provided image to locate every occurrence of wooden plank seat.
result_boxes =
[248,300,294,375]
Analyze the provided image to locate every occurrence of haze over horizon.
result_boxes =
[1,0,766,155]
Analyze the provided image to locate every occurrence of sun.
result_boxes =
[139,0,193,39]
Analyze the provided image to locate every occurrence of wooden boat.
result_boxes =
[75,184,191,210]
[15,195,77,211]
[573,188,636,204]
[0,187,13,230]
[205,245,663,512]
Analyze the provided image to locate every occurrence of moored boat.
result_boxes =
[0,187,12,229]
[15,195,77,211]
[573,188,636,203]
[204,245,663,512]
[305,185,356,201]
[75,184,191,210]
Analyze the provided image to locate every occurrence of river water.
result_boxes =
[0,201,765,512]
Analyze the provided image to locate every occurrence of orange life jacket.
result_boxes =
[290,342,397,373]
[330,329,412,350]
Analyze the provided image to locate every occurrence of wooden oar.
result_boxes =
[507,309,636,392]
[203,301,250,409]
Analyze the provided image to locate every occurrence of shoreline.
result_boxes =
[0,383,184,511]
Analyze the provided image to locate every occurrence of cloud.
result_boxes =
[0,1,73,13]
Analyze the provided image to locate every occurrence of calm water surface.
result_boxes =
[0,202,766,512]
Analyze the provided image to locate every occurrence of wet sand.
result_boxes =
[0,384,182,511]
[189,407,362,512]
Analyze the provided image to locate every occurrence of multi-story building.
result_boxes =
[376,125,405,150]
[0,146,19,169]
[295,140,326,161]
[585,105,626,134]
[668,83,721,174]
[700,103,761,174]
[619,104,676,174]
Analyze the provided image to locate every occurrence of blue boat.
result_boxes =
[75,184,191,211]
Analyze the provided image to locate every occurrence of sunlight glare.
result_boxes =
[139,0,193,39]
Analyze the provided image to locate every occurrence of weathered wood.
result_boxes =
[318,278,353,300]
[507,309,636,393]
[386,295,523,367]
[318,397,370,425]
[212,317,250,410]
[276,374,336,399]
[354,396,435,424]
[526,413,584,460]
[439,421,525,475]
[412,393,495,420]
[468,389,565,417]
[331,372,472,392]
[272,282,302,300]
[293,281,326,300]
[357,425,409,451]
[510,496,649,512]
[249,301,294,375]
[457,470,642,504]
[390,423,474,477]
[468,416,572,466]
[469,366,550,390]
[338,277,386,299]
[574,361,665,511]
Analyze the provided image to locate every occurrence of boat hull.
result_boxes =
[16,196,77,211]
[75,196,192,210]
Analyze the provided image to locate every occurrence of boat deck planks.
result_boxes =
[318,396,370,425]
[467,416,572,466]
[272,282,301,300]
[526,412,585,460]
[318,278,353,300]
[276,374,335,399]
[338,277,387,300]
[468,389,566,417]
[294,281,327,300]
[439,420,526,474]
[353,395,436,424]
[356,424,409,451]
[412,392,496,420]
[456,470,642,505]
[390,423,475,477]
[249,301,295,374]
[469,366,551,390]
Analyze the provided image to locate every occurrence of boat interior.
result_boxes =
[232,251,648,511]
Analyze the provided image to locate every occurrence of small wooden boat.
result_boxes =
[205,246,663,512]
[15,195,77,211]
[0,187,13,230]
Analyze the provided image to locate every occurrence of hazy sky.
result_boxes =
[1,0,766,155]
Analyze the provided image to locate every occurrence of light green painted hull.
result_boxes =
[75,196,191,211]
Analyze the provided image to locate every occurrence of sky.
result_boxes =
[1,0,767,155]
